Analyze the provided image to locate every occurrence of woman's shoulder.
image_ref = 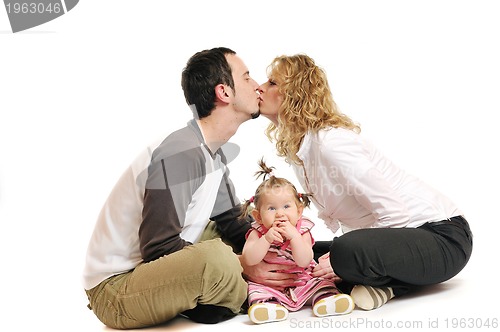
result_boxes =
[302,127,358,150]
[314,127,365,153]
[319,126,359,140]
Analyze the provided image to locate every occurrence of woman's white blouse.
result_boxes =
[294,127,461,233]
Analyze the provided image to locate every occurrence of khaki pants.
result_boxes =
[85,237,247,329]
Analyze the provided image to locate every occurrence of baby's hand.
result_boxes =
[275,220,300,240]
[264,227,284,244]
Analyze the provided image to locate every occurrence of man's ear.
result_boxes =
[214,84,232,103]
[251,209,262,224]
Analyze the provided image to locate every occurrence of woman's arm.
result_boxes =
[322,132,411,227]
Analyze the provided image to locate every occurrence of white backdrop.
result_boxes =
[1,1,499,331]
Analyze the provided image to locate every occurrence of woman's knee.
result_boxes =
[329,232,371,281]
[330,236,355,274]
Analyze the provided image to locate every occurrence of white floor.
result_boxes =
[70,225,492,332]
[3,242,491,332]
[75,268,488,332]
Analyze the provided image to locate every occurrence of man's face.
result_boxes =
[226,54,260,119]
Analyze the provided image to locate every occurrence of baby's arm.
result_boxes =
[276,222,313,268]
[289,231,314,267]
[242,229,282,266]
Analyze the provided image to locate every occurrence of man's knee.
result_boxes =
[197,238,242,271]
[194,239,247,310]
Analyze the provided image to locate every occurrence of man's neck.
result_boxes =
[197,117,239,153]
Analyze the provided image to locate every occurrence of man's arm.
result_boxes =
[139,188,190,262]
[240,240,336,289]
[211,205,251,253]
[138,141,204,263]
[239,253,305,291]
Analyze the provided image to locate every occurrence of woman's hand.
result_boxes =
[311,252,342,283]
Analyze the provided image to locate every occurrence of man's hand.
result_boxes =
[239,252,304,291]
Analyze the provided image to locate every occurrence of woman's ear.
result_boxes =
[251,209,262,224]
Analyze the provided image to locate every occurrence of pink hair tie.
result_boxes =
[249,196,255,203]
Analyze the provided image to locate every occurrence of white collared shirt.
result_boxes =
[293,127,461,233]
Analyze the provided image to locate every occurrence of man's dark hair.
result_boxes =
[181,47,236,119]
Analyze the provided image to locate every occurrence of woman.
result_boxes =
[254,54,473,310]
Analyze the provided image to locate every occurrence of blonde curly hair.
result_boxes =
[265,54,361,165]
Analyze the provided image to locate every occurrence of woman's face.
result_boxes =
[258,75,283,126]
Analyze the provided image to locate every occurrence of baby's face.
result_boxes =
[256,187,302,229]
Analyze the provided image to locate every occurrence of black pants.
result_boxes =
[314,216,473,297]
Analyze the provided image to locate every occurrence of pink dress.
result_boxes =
[246,217,339,311]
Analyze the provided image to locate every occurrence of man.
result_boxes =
[83,47,261,329]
